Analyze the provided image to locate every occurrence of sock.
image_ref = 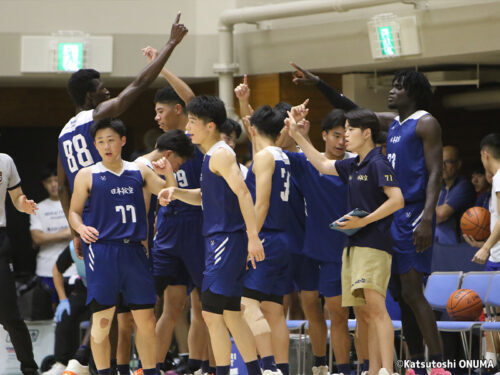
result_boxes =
[362,360,369,372]
[74,345,90,366]
[216,366,230,375]
[98,370,110,375]
[411,356,426,375]
[209,366,217,374]
[277,363,289,375]
[117,364,130,375]
[110,358,117,370]
[143,369,156,375]
[188,359,203,373]
[179,353,189,363]
[157,363,165,373]
[138,361,142,369]
[202,360,210,373]
[261,356,278,371]
[337,364,350,374]
[245,360,261,375]
[313,356,327,367]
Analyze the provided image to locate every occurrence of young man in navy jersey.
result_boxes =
[68,119,175,375]
[291,64,445,374]
[286,106,404,375]
[158,96,264,375]
[242,106,291,375]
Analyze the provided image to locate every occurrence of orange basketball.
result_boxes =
[460,206,490,241]
[446,289,483,321]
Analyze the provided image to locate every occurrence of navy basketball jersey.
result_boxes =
[386,110,429,203]
[245,146,290,232]
[286,151,349,262]
[201,141,244,236]
[58,110,101,191]
[134,156,157,249]
[287,176,306,254]
[85,161,147,242]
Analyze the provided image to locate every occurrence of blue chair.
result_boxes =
[480,272,500,374]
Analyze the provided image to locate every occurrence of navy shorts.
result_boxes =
[485,260,500,271]
[391,201,434,275]
[152,213,205,289]
[84,241,156,307]
[202,231,247,298]
[287,254,341,297]
[244,231,290,297]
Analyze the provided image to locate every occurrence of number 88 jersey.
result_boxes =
[245,146,291,232]
[58,110,101,191]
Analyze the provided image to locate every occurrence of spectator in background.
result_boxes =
[220,118,248,178]
[471,164,492,209]
[435,145,476,244]
[30,163,75,305]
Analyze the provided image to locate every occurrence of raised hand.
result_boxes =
[234,74,251,101]
[168,12,188,45]
[290,99,310,123]
[290,62,320,85]
[142,45,159,63]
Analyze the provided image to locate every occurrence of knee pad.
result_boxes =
[91,317,111,344]
[241,297,270,336]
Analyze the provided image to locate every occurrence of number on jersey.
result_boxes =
[115,205,137,223]
[62,134,94,173]
[387,153,396,169]
[280,168,290,202]
[175,170,188,187]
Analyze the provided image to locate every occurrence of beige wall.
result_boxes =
[0,0,499,85]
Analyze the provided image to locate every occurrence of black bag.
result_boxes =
[17,277,54,321]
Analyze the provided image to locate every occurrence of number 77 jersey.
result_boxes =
[58,110,101,191]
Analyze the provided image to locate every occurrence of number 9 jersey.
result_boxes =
[58,110,101,191]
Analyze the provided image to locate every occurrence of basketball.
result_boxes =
[460,206,490,241]
[447,289,483,321]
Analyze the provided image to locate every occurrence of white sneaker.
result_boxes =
[378,368,398,375]
[62,359,90,375]
[262,370,283,375]
[361,372,369,375]
[312,366,329,375]
[42,363,66,375]
[193,370,203,375]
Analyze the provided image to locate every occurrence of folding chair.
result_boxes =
[287,320,308,375]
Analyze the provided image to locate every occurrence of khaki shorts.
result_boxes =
[341,246,392,307]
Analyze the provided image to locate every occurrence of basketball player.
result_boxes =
[157,95,264,375]
[291,64,445,374]
[242,105,291,375]
[286,105,404,375]
[0,153,38,375]
[143,47,210,374]
[68,118,174,375]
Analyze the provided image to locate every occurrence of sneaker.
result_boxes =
[43,363,66,375]
[378,368,398,375]
[193,370,203,375]
[361,372,369,375]
[429,369,451,375]
[312,366,329,375]
[62,360,90,375]
[262,371,283,375]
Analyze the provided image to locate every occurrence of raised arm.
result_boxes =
[93,13,188,121]
[252,150,275,233]
[142,45,195,105]
[284,103,339,176]
[140,159,176,196]
[414,115,443,252]
[234,74,253,143]
[210,148,265,268]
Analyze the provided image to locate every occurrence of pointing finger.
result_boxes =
[243,74,248,85]
[174,12,181,24]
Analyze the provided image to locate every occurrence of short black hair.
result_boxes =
[155,129,195,159]
[41,162,57,181]
[471,163,485,175]
[345,108,379,143]
[186,96,227,131]
[376,130,388,145]
[90,118,127,139]
[67,69,100,107]
[250,105,285,139]
[480,133,500,159]
[154,86,186,109]
[220,118,242,138]
[273,102,292,122]
[321,109,346,132]
[392,70,433,110]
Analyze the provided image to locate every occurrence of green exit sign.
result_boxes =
[378,26,395,56]
[57,43,83,71]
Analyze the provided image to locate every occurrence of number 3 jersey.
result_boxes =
[84,161,147,242]
[386,110,429,203]
[245,146,291,232]
[58,110,101,191]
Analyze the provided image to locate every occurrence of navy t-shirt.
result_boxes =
[335,147,400,253]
